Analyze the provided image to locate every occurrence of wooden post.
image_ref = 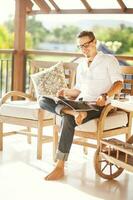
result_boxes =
[13,0,27,92]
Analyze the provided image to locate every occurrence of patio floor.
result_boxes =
[0,125,133,200]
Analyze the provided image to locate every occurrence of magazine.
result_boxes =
[42,95,99,112]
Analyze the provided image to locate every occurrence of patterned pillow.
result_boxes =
[31,61,67,97]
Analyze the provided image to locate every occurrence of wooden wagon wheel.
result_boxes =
[127,135,133,144]
[94,148,124,180]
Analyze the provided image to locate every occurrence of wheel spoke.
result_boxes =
[102,163,108,172]
[114,164,121,170]
[110,163,112,175]
[99,159,107,163]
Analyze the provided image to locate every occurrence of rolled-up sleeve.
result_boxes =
[74,63,82,90]
[55,104,66,115]
[108,56,123,84]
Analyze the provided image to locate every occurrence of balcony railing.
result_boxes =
[24,49,82,92]
[25,50,133,93]
[0,49,133,98]
[0,50,15,98]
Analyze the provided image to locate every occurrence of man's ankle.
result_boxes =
[56,160,65,169]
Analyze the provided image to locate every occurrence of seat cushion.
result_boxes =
[0,100,54,120]
[75,111,128,132]
[56,111,128,132]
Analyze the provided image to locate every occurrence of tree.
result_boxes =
[0,25,13,49]
[61,25,80,43]
[94,24,133,54]
[26,16,49,47]
[4,16,49,48]
[50,25,80,43]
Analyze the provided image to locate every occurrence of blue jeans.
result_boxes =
[39,96,103,161]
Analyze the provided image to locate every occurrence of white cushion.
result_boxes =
[56,111,128,132]
[0,100,54,120]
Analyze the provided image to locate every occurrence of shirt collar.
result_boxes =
[82,51,104,70]
[89,51,104,67]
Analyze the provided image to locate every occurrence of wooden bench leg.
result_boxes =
[27,127,32,144]
[83,146,88,155]
[37,110,43,160]
[53,125,58,161]
[0,122,3,150]
[37,126,43,160]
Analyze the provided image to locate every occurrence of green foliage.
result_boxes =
[3,18,35,49]
[4,17,14,33]
[102,41,122,53]
[2,16,133,55]
[94,24,133,54]
[4,16,47,48]
[26,16,49,47]
[25,32,33,49]
[0,25,13,48]
[51,25,80,43]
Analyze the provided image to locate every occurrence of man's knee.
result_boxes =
[38,97,48,109]
[39,97,57,114]
[62,114,76,127]
[38,97,51,110]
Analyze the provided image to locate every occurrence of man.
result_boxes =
[39,31,123,180]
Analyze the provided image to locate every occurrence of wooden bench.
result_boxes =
[0,61,132,162]
[53,66,133,158]
[0,61,77,160]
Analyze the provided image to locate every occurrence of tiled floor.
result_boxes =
[0,125,133,200]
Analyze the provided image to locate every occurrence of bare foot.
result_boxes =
[44,167,64,181]
[74,111,87,125]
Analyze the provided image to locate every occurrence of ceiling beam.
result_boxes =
[29,8,133,15]
[33,0,51,13]
[48,0,60,12]
[117,0,127,12]
[80,0,92,12]
[25,0,34,13]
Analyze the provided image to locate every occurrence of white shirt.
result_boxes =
[75,51,123,101]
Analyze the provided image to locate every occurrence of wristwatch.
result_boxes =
[101,93,109,101]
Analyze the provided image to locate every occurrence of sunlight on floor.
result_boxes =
[0,124,133,200]
[0,162,104,200]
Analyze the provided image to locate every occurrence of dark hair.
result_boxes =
[77,31,95,40]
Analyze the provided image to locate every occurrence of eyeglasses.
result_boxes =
[77,38,94,49]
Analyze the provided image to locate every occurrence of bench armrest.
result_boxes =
[0,91,33,104]
[97,104,114,132]
[97,103,129,136]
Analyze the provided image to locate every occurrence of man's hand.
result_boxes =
[96,95,106,107]
[56,88,71,98]
[56,88,66,97]
[56,88,80,99]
